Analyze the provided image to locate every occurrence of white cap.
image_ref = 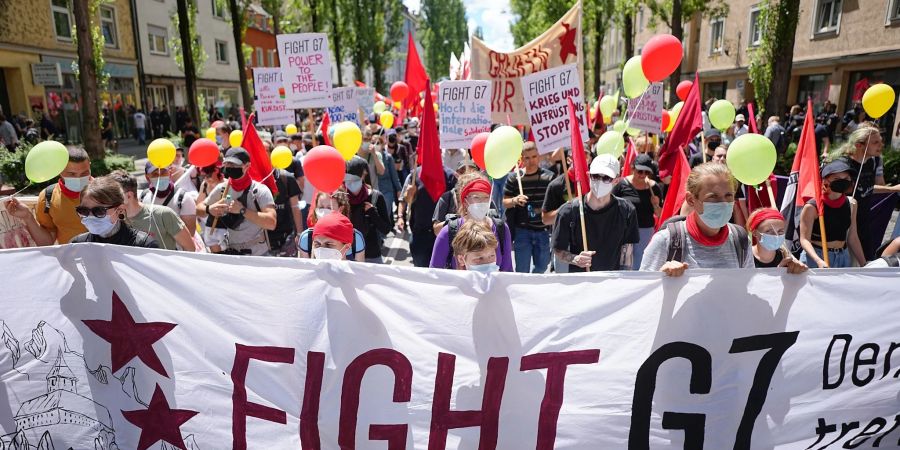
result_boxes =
[589,153,620,178]
[735,114,746,122]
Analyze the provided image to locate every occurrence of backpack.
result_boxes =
[444,216,506,269]
[664,216,749,267]
[206,184,262,230]
[43,184,56,214]
[139,188,186,212]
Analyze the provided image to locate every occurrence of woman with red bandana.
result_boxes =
[798,160,865,268]
[745,208,807,273]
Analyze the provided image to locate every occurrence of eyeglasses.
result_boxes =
[75,204,120,218]
[589,174,614,183]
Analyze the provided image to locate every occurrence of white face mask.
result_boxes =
[63,176,90,193]
[314,247,344,260]
[468,262,499,274]
[345,175,363,194]
[467,201,490,220]
[590,179,614,198]
[315,208,332,219]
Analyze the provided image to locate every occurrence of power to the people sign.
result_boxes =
[276,33,333,109]
[1,244,898,449]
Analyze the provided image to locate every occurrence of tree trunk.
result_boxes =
[309,0,319,31]
[228,0,254,112]
[623,13,634,61]
[332,19,344,86]
[71,0,103,159]
[272,7,280,36]
[667,0,684,106]
[177,0,200,126]
[765,0,801,119]
[593,19,604,97]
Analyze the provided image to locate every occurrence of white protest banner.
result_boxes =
[521,63,587,154]
[0,198,36,249]
[276,33,332,108]
[438,80,492,149]
[2,244,900,449]
[356,87,376,119]
[252,68,295,127]
[326,87,360,125]
[626,82,664,134]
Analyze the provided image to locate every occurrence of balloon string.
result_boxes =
[0,184,34,201]
[851,139,869,199]
[625,90,648,125]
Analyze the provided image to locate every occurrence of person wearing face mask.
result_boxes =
[612,153,662,269]
[107,170,196,251]
[451,220,500,273]
[200,147,278,255]
[398,164,457,267]
[503,142,554,273]
[689,129,722,168]
[299,190,365,261]
[798,161,866,268]
[552,154,640,272]
[640,163,753,276]
[374,131,401,222]
[4,147,91,245]
[746,208,807,273]
[140,164,197,236]
[387,127,412,182]
[195,160,226,251]
[542,147,593,273]
[429,177,513,271]
[217,123,233,151]
[344,156,391,263]
[430,162,487,236]
[70,176,157,248]
[309,212,355,261]
[180,118,199,150]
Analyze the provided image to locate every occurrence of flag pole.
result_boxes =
[701,133,707,164]
[818,214,830,267]
[210,179,232,230]
[559,148,573,201]
[576,180,590,272]
[308,109,318,146]
[516,161,525,197]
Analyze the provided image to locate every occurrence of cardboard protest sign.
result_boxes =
[521,63,587,154]
[326,87,359,124]
[252,68,295,126]
[355,87,376,118]
[0,198,36,249]
[276,33,332,108]
[437,80,492,149]
[626,82,664,134]
[470,2,582,124]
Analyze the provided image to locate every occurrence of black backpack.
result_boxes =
[206,184,262,230]
[443,216,506,269]
[663,215,749,266]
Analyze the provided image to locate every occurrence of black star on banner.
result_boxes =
[122,384,198,450]
[83,292,177,377]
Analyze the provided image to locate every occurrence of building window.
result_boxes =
[267,49,275,66]
[709,18,725,54]
[703,81,728,101]
[797,74,831,113]
[748,6,762,47]
[215,40,228,63]
[51,0,73,41]
[889,0,900,21]
[256,48,264,67]
[212,0,227,19]
[100,6,117,48]
[815,0,842,34]
[147,25,168,55]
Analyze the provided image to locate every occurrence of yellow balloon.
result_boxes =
[229,130,244,148]
[270,146,293,169]
[433,102,439,112]
[393,101,402,109]
[862,83,895,119]
[668,101,684,132]
[380,111,394,129]
[205,127,216,140]
[333,121,362,161]
[285,124,298,135]
[147,138,176,168]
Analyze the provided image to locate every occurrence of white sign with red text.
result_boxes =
[438,80,492,149]
[326,87,360,125]
[276,33,332,108]
[253,68,295,126]
[626,83,664,134]
[520,64,587,154]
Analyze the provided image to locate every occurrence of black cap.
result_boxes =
[821,159,851,178]
[273,130,289,142]
[456,159,478,172]
[634,153,654,172]
[345,155,368,177]
[223,147,250,165]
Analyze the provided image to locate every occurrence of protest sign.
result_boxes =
[470,2,583,124]
[356,87,376,118]
[2,244,899,449]
[521,64,587,154]
[0,198,36,249]
[276,33,332,108]
[437,80,492,149]
[326,87,359,125]
[252,68,294,127]
[626,82,664,134]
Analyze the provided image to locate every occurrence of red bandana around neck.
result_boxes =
[822,194,846,209]
[686,212,729,246]
[347,185,369,205]
[58,179,81,199]
[230,173,252,192]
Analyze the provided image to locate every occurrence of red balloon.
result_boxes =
[188,138,220,167]
[390,81,410,102]
[676,80,693,102]
[470,132,490,170]
[661,110,671,131]
[303,145,346,193]
[641,34,684,83]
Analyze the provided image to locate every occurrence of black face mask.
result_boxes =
[828,178,851,194]
[223,167,244,180]
[707,140,721,151]
[388,135,397,144]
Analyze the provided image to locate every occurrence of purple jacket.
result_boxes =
[428,217,514,271]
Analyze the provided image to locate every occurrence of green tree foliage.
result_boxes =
[510,0,575,47]
[169,0,207,76]
[747,0,801,119]
[585,0,615,98]
[422,0,468,80]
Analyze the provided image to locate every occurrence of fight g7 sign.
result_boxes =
[276,33,332,108]
[438,80,492,149]
[521,64,587,154]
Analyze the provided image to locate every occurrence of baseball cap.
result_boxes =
[589,153,620,178]
[821,160,851,178]
[633,153,654,173]
[705,128,722,138]
[312,212,354,245]
[224,147,251,165]
[273,130,289,142]
[456,159,478,172]
[735,114,746,122]
[408,118,419,127]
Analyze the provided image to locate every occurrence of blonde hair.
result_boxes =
[451,220,498,257]
[454,171,490,218]
[840,123,881,157]
[686,162,735,198]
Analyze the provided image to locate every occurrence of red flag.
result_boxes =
[404,32,428,112]
[318,112,331,146]
[354,80,367,87]
[747,102,759,134]
[241,114,278,195]
[658,73,702,179]
[655,149,690,230]
[793,99,824,215]
[567,97,590,193]
[417,81,445,202]
[621,138,636,177]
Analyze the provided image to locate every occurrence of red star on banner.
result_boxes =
[83,292,176,377]
[559,22,577,63]
[122,384,198,450]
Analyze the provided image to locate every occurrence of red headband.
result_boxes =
[312,212,354,245]
[460,179,491,203]
[748,209,785,233]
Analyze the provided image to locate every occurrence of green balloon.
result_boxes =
[612,120,627,133]
[709,99,736,131]
[373,101,386,114]
[599,95,617,118]
[627,125,641,136]
[594,131,625,158]
[622,55,649,99]
[25,140,69,183]
[726,133,776,186]
[484,126,524,179]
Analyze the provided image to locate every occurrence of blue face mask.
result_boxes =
[63,176,90,192]
[759,232,785,251]
[151,177,171,191]
[468,262,499,274]
[81,215,117,236]
[698,201,734,229]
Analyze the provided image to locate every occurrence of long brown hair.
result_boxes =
[307,188,351,226]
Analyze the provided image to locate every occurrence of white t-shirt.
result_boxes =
[133,112,146,129]
[203,181,275,255]
[640,223,754,271]
[140,188,197,218]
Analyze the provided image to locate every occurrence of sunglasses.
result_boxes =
[635,170,652,176]
[75,204,120,218]
[589,174,614,183]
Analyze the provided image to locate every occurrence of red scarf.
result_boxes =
[567,168,577,184]
[822,194,846,209]
[230,173,252,192]
[686,212,729,246]
[347,184,369,205]
[58,179,81,200]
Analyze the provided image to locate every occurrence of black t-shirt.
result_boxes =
[551,196,640,271]
[289,156,305,179]
[71,224,158,248]
[432,190,457,225]
[612,178,662,228]
[542,173,573,214]
[272,169,302,233]
[839,155,879,200]
[754,250,784,268]
[182,125,200,149]
[504,169,554,231]
[348,189,392,258]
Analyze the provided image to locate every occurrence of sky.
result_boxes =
[403,0,515,52]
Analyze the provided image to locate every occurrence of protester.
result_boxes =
[4,147,90,245]
[451,220,500,273]
[70,176,157,248]
[181,117,199,150]
[195,160,226,251]
[300,191,365,261]
[641,162,754,275]
[140,164,197,235]
[133,109,147,145]
[309,212,355,261]
[217,123,233,151]
[503,142,554,273]
[865,236,900,267]
[541,148,593,273]
[745,208,807,273]
[267,164,303,257]
[689,129,722,167]
[612,153,662,269]
[764,116,787,154]
[733,114,749,138]
[374,131,402,221]
[431,162,482,234]
[398,165,456,267]
[200,147,277,255]
[712,145,727,164]
[108,170,195,251]
[798,160,866,268]
[344,156,391,263]
[430,177,513,271]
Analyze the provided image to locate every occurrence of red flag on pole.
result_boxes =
[747,102,760,134]
[318,112,331,146]
[621,138,636,178]
[417,81,445,202]
[241,114,278,195]
[404,32,428,114]
[567,97,590,192]
[793,99,824,214]
[655,148,690,230]
[657,73,702,179]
